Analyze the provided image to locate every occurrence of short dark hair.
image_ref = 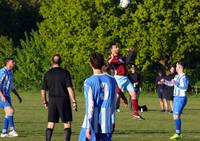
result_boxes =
[90,52,105,69]
[4,58,14,66]
[177,61,184,68]
[52,54,62,65]
[109,42,120,50]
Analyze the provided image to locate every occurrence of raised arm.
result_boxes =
[126,48,133,63]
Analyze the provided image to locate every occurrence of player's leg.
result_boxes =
[46,122,55,141]
[116,87,128,108]
[46,98,58,141]
[64,122,71,141]
[170,100,173,112]
[58,97,72,141]
[163,98,168,112]
[116,94,120,112]
[170,97,187,139]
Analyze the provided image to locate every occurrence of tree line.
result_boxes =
[0,0,199,90]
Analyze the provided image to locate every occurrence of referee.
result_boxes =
[41,54,77,141]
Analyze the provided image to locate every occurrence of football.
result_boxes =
[120,0,130,8]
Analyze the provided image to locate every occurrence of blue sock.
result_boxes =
[8,114,14,131]
[175,119,181,134]
[2,117,8,134]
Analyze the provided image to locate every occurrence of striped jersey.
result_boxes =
[164,73,189,97]
[81,74,117,133]
[0,67,14,97]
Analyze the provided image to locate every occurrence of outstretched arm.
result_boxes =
[12,88,22,103]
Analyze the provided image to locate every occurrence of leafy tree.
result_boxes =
[0,36,14,67]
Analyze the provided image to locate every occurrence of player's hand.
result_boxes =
[160,79,164,83]
[1,95,6,102]
[18,96,22,103]
[112,124,115,133]
[86,128,91,140]
[43,101,48,110]
[72,102,78,112]
[172,79,176,84]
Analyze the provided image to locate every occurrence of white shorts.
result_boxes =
[114,75,135,92]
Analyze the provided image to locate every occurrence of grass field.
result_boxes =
[0,90,200,141]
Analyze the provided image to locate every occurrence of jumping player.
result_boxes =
[79,52,117,141]
[108,43,143,120]
[162,62,189,140]
[0,58,22,137]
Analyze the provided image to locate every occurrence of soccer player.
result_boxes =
[155,71,168,112]
[41,54,77,141]
[102,64,128,112]
[108,43,143,119]
[128,65,142,112]
[0,58,22,137]
[162,62,189,140]
[79,52,117,141]
[164,65,176,113]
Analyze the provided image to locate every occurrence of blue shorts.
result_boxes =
[79,128,112,141]
[114,75,135,92]
[173,96,187,115]
[0,96,12,108]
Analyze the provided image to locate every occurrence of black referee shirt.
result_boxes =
[42,67,73,98]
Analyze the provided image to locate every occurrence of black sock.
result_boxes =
[46,128,53,141]
[64,128,71,141]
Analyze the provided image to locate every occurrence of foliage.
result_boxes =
[0,0,200,89]
[14,32,49,89]
[0,36,14,67]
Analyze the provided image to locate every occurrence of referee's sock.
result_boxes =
[64,128,71,141]
[46,128,53,141]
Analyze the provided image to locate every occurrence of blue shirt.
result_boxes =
[164,73,189,97]
[0,67,14,97]
[81,74,117,134]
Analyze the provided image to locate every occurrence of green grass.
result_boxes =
[0,91,200,141]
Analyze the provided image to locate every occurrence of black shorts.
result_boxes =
[164,93,174,101]
[48,97,72,123]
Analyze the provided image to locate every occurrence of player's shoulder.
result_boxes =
[0,67,6,75]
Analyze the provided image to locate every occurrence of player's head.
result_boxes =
[90,52,105,70]
[130,65,137,74]
[4,58,15,70]
[102,64,111,74]
[169,65,175,74]
[176,61,184,74]
[109,42,120,55]
[52,54,62,66]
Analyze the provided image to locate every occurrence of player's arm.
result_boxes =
[162,79,174,87]
[40,89,48,110]
[41,74,48,110]
[66,71,77,111]
[112,84,117,133]
[85,82,94,140]
[125,48,133,63]
[12,88,22,103]
[108,54,114,64]
[0,71,6,102]
[67,87,77,111]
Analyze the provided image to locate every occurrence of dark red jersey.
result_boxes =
[108,55,127,76]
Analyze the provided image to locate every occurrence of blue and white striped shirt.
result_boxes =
[0,67,14,97]
[164,73,189,97]
[82,74,117,134]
